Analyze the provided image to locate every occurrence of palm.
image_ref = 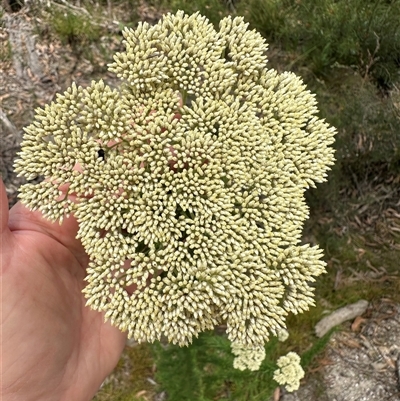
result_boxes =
[1,194,126,401]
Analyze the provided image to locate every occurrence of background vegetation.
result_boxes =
[2,0,400,399]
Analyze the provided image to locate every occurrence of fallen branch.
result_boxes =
[0,107,18,137]
[51,0,91,16]
[315,300,369,338]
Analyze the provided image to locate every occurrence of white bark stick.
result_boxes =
[315,300,369,338]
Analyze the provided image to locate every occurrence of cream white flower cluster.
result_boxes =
[14,11,335,348]
[230,327,289,372]
[277,329,289,342]
[231,343,266,371]
[273,352,305,392]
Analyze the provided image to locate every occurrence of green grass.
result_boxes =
[153,333,281,401]
[150,0,230,26]
[0,38,12,62]
[237,0,400,87]
[50,8,101,48]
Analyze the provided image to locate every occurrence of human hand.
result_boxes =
[0,178,126,401]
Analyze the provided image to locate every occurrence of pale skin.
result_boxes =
[0,178,126,401]
[1,97,183,400]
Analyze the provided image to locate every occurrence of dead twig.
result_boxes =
[51,0,91,16]
[362,31,381,82]
[0,107,18,137]
[396,355,400,391]
[315,300,369,338]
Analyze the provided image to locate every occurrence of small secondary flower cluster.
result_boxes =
[231,343,266,371]
[14,12,335,350]
[273,352,305,392]
[231,327,291,384]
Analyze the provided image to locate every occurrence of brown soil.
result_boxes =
[281,300,400,401]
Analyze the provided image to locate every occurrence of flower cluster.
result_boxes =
[231,343,266,371]
[273,352,305,392]
[14,11,335,348]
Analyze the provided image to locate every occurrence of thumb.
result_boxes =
[0,178,10,236]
